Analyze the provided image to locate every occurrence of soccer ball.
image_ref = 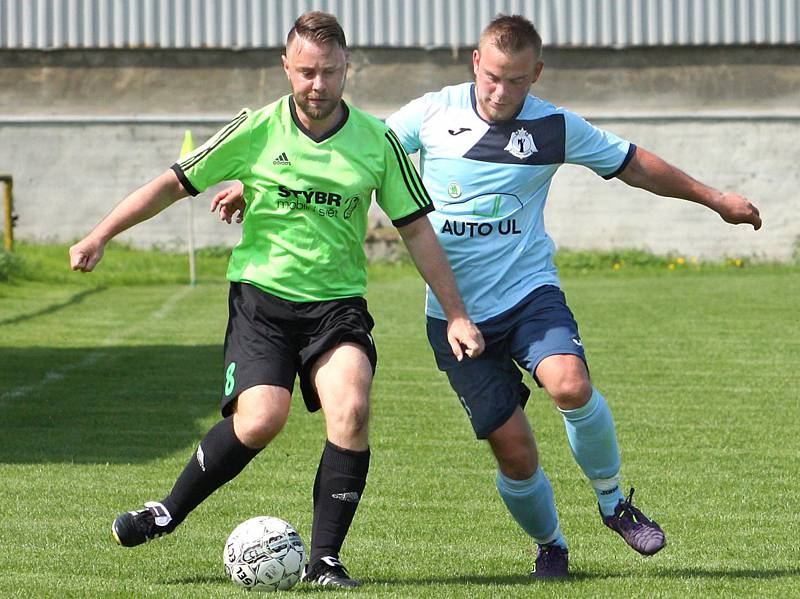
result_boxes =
[223,516,306,592]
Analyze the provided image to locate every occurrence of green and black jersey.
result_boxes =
[171,96,433,302]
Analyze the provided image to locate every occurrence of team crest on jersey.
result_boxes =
[504,127,538,159]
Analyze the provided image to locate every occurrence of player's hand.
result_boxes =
[211,181,246,224]
[69,236,105,272]
[716,192,762,230]
[447,317,485,361]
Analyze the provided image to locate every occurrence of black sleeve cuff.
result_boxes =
[171,163,201,196]
[603,143,637,180]
[391,203,435,228]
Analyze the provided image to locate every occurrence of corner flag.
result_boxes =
[180,130,197,286]
[180,130,194,159]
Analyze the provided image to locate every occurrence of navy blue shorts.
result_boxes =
[426,285,586,439]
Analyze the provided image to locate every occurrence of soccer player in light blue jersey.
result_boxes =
[215,13,761,579]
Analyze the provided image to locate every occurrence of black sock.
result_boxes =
[310,440,370,565]
[161,416,261,528]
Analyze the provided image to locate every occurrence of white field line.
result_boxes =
[1,286,194,403]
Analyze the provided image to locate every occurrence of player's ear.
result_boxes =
[281,54,290,79]
[472,49,481,76]
[532,60,544,84]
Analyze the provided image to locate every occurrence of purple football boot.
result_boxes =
[602,487,666,556]
[529,543,569,579]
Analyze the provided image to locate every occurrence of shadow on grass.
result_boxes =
[0,286,107,326]
[164,575,567,592]
[366,566,800,587]
[131,563,800,591]
[0,344,223,464]
[366,573,607,586]
[653,566,800,580]
[164,575,230,586]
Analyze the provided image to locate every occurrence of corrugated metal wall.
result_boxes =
[1,0,798,49]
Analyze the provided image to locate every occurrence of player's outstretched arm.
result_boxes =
[397,217,485,361]
[69,169,189,272]
[617,146,762,230]
[211,180,246,224]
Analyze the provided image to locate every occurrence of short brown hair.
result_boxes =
[480,14,542,58]
[286,11,347,50]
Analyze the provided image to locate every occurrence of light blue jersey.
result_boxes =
[387,82,635,322]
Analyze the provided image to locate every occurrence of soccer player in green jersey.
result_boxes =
[69,12,483,588]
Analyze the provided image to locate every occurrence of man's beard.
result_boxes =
[292,72,346,122]
[294,94,340,121]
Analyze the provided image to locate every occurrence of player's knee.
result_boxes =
[547,375,592,410]
[495,445,539,480]
[489,430,539,480]
[233,406,287,448]
[326,395,370,438]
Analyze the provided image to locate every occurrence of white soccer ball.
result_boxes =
[223,516,306,592]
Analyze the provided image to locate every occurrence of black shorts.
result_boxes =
[220,282,377,416]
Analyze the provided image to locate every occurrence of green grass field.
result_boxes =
[1,246,798,597]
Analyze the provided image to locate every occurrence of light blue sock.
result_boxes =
[559,387,625,516]
[496,467,567,549]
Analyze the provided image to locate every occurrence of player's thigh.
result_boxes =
[427,317,530,440]
[313,342,373,412]
[508,286,589,399]
[297,297,377,413]
[220,282,298,418]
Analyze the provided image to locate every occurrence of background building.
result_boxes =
[1,0,798,259]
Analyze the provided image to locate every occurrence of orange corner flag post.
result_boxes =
[180,130,197,286]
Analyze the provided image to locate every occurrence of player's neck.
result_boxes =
[294,103,345,138]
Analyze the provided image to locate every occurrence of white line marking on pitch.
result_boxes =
[1,286,195,403]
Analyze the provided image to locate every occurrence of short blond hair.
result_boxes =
[480,14,542,59]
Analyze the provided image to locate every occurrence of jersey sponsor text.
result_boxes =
[277,185,343,206]
[440,218,522,237]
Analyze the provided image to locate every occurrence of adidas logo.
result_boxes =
[273,152,291,165]
[331,491,360,503]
